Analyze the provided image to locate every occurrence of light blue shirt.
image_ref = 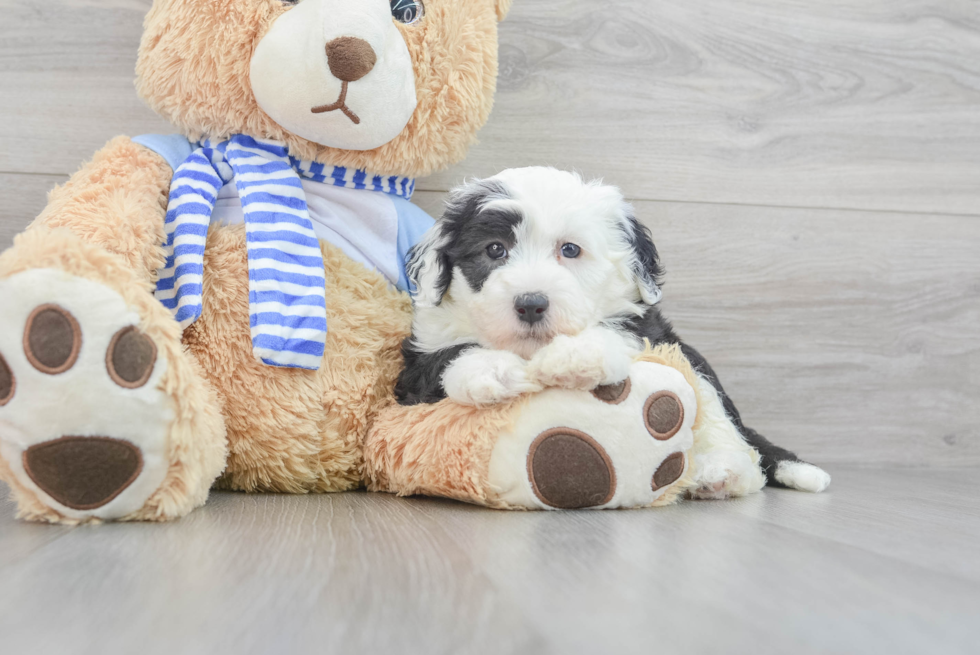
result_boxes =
[133,133,434,293]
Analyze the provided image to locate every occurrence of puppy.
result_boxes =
[395,167,830,496]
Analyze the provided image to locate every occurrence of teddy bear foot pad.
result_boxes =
[488,361,698,510]
[0,269,174,521]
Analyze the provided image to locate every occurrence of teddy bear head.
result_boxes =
[136,0,512,178]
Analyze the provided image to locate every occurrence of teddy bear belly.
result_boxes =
[182,222,413,493]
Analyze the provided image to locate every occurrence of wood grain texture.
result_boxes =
[0,174,66,251]
[0,484,74,572]
[0,468,978,655]
[0,0,170,176]
[427,0,980,214]
[1,0,978,215]
[414,191,980,468]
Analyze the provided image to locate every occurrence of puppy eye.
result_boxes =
[391,0,425,24]
[486,243,508,260]
[560,243,582,259]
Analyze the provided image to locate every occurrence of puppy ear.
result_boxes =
[410,176,515,306]
[495,0,514,21]
[623,213,665,305]
[406,224,452,308]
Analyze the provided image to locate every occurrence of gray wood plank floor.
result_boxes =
[1,0,977,467]
[1,1,978,652]
[1,468,978,655]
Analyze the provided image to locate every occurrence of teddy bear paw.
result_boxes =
[0,269,177,521]
[486,361,697,510]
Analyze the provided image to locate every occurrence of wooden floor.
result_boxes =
[1,467,979,655]
[1,0,978,653]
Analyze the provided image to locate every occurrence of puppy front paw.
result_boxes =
[527,331,633,391]
[443,349,541,407]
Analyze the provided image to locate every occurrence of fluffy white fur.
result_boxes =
[687,376,766,499]
[442,348,541,406]
[775,460,832,493]
[411,168,656,359]
[410,167,822,498]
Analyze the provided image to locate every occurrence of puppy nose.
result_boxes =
[515,293,549,325]
[325,36,377,82]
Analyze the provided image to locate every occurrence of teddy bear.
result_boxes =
[0,0,800,523]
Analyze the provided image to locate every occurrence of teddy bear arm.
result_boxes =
[31,136,173,285]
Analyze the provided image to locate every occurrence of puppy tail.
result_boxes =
[740,426,831,493]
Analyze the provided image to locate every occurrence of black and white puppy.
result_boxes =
[395,167,829,496]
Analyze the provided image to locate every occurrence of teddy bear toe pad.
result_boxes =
[0,269,173,520]
[23,436,143,510]
[0,353,13,406]
[488,361,697,510]
[527,429,616,509]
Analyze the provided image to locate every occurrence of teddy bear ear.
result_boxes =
[495,0,514,21]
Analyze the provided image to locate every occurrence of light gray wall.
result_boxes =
[1,0,977,466]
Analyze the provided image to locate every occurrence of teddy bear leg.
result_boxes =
[0,140,228,523]
[486,360,699,510]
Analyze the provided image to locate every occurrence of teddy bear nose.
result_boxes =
[325,36,378,83]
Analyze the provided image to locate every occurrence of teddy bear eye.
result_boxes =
[391,0,424,24]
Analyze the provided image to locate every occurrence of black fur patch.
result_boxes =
[397,189,808,484]
[618,305,802,484]
[623,214,665,296]
[395,341,476,405]
[406,180,523,304]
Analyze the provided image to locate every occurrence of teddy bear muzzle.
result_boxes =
[325,36,377,83]
[310,36,380,125]
[250,0,418,150]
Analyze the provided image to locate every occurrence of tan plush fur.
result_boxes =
[136,0,506,178]
[365,395,528,506]
[2,0,711,520]
[495,0,514,21]
[0,227,228,523]
[184,224,412,493]
[364,342,705,509]
[0,0,718,520]
[31,137,173,285]
[2,0,513,522]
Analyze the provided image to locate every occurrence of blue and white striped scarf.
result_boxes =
[154,134,415,371]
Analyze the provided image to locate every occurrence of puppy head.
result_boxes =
[408,167,664,357]
[136,0,512,177]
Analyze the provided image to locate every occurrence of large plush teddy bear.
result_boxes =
[0,0,797,523]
